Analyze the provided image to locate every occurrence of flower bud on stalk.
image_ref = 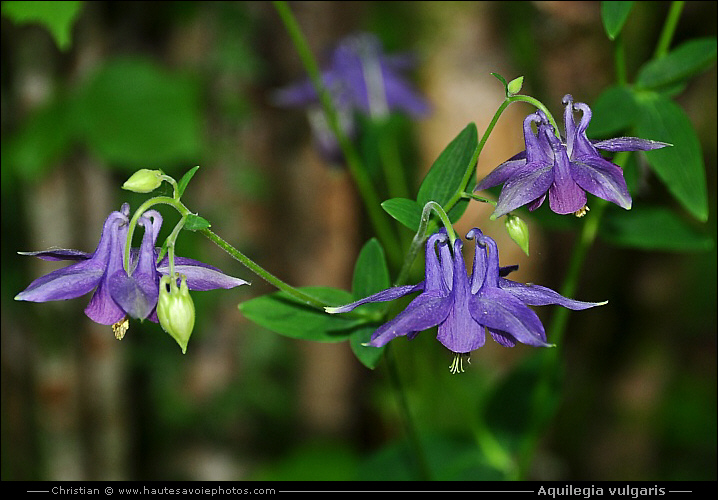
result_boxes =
[122,169,164,193]
[157,274,195,353]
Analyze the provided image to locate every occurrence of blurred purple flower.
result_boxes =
[273,32,430,163]
[475,94,669,218]
[16,204,247,336]
[327,229,604,372]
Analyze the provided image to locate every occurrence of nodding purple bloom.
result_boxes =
[327,229,604,372]
[273,32,430,163]
[475,94,669,219]
[16,204,248,336]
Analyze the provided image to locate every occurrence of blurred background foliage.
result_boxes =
[1,1,715,481]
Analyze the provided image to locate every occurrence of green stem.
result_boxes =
[272,1,402,266]
[654,1,684,59]
[200,228,328,309]
[384,344,432,480]
[614,33,627,86]
[123,196,189,274]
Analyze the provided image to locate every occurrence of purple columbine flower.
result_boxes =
[327,229,604,373]
[273,32,430,163]
[475,94,669,219]
[15,204,248,337]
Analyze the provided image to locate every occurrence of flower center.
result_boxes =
[574,205,590,217]
[112,316,129,340]
[449,352,471,374]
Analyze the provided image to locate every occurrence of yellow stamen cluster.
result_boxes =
[574,205,590,217]
[112,317,129,340]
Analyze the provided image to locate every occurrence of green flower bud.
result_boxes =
[507,76,524,96]
[505,213,530,256]
[157,274,195,354]
[122,169,163,193]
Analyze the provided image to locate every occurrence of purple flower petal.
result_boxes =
[325,283,423,314]
[367,291,452,347]
[436,239,485,353]
[499,279,607,309]
[593,137,670,152]
[493,163,554,218]
[571,156,632,210]
[469,287,550,347]
[18,249,91,261]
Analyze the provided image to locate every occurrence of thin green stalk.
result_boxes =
[654,1,684,59]
[200,228,328,309]
[272,1,402,266]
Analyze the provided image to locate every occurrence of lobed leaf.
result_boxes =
[600,1,634,41]
[636,38,717,90]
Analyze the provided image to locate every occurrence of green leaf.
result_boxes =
[600,1,634,40]
[635,92,708,221]
[600,205,713,252]
[239,287,361,342]
[416,122,478,208]
[1,96,73,184]
[349,324,384,370]
[636,38,717,90]
[183,214,211,232]
[349,238,390,369]
[2,1,83,51]
[482,351,562,455]
[381,197,423,231]
[72,58,202,169]
[176,165,200,198]
[587,85,638,137]
[352,238,391,304]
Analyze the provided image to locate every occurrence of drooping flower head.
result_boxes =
[475,94,669,219]
[273,32,430,163]
[16,204,248,341]
[328,229,605,372]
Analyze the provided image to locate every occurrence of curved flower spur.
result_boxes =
[15,203,248,347]
[327,229,606,373]
[475,94,670,219]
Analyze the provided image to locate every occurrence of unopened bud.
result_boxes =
[505,214,530,256]
[122,169,163,193]
[157,274,195,353]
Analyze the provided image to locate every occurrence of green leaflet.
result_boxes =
[635,92,708,222]
[600,1,634,41]
[349,238,391,369]
[381,198,422,231]
[239,287,361,342]
[636,38,717,90]
[417,122,478,208]
[600,205,713,252]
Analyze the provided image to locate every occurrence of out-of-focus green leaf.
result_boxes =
[600,1,634,40]
[416,122,478,208]
[239,287,361,342]
[636,38,717,90]
[72,58,203,169]
[349,238,390,368]
[635,92,708,221]
[587,85,638,137]
[1,96,73,185]
[1,1,83,50]
[359,434,505,481]
[600,205,713,251]
[483,350,562,455]
[381,197,423,231]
